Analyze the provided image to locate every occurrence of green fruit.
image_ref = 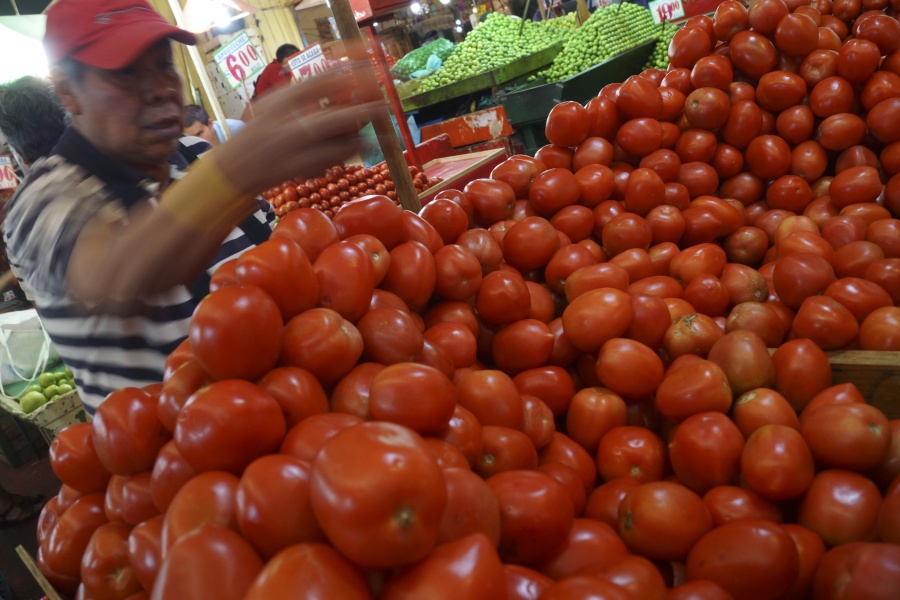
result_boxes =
[24,383,43,394]
[54,372,69,382]
[56,383,74,395]
[64,368,74,378]
[20,391,48,414]
[42,384,59,398]
[37,372,57,388]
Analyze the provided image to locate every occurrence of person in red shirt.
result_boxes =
[253,43,300,99]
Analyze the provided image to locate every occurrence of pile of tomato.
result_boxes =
[261,164,443,220]
[35,1,900,599]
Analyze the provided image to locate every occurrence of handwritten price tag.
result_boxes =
[0,156,18,190]
[287,43,330,83]
[648,0,685,23]
[213,32,267,90]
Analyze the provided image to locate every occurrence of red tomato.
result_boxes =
[280,412,362,463]
[91,388,170,476]
[539,575,632,600]
[475,269,531,326]
[545,101,590,148]
[235,454,324,560]
[255,366,328,429]
[148,440,196,514]
[313,240,376,322]
[357,308,424,366]
[742,425,815,500]
[536,518,629,580]
[189,285,283,380]
[151,525,263,600]
[859,306,900,350]
[234,238,318,320]
[243,543,371,599]
[280,308,363,387]
[369,362,457,435]
[270,207,339,262]
[812,542,900,600]
[127,514,163,593]
[561,288,633,353]
[346,233,391,286]
[800,403,890,471]
[310,422,447,568]
[455,369,523,429]
[782,523,827,600]
[619,481,713,562]
[491,157,546,200]
[662,313,725,360]
[686,519,799,600]
[656,359,733,422]
[529,168,581,217]
[381,241,437,311]
[731,388,799,438]
[504,564,554,600]
[798,469,882,546]
[464,179,516,227]
[503,217,561,272]
[707,330,776,396]
[157,360,214,434]
[669,412,744,494]
[381,533,506,600]
[332,194,404,248]
[669,26,713,69]
[43,493,108,578]
[433,245,483,302]
[596,425,666,483]
[80,521,142,600]
[49,422,111,494]
[730,31,779,79]
[668,579,736,600]
[437,467,501,546]
[174,380,285,474]
[595,338,663,400]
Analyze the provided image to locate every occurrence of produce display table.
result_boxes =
[418,147,509,205]
[397,42,564,112]
[828,350,900,419]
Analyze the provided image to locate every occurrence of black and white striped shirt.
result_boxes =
[2,127,274,413]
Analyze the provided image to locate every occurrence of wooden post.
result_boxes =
[364,26,423,173]
[576,0,591,24]
[329,0,421,212]
[16,546,65,600]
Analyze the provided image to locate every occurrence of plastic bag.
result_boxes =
[0,309,61,397]
[410,54,444,79]
[391,38,456,80]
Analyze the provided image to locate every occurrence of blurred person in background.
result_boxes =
[2,0,377,413]
[183,103,245,145]
[253,42,300,99]
[0,76,68,174]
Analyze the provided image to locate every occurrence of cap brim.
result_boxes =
[71,20,196,70]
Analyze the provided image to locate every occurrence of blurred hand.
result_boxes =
[215,61,383,196]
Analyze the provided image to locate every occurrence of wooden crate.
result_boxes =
[828,350,900,420]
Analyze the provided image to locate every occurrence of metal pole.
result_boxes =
[9,0,18,16]
[166,0,233,140]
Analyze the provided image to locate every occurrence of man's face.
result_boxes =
[57,41,184,174]
[183,119,218,145]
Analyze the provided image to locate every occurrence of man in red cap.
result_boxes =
[2,0,377,412]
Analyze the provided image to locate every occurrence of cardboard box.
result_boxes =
[0,390,90,444]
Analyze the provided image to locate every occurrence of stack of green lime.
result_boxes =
[417,12,578,92]
[19,368,76,414]
[644,21,680,71]
[536,3,657,83]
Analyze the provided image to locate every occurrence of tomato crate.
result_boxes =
[827,350,900,420]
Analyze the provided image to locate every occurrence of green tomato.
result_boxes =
[57,383,74,395]
[37,372,57,388]
[20,391,48,414]
[24,383,43,394]
[42,384,59,398]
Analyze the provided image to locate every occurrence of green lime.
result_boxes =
[20,391,48,413]
[37,372,57,388]
[56,383,74,395]
[42,384,59,398]
[24,383,43,394]
[54,372,69,382]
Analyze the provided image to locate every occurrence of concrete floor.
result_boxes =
[0,455,62,600]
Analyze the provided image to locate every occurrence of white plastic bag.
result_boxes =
[0,309,60,397]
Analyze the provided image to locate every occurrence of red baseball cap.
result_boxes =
[44,0,196,70]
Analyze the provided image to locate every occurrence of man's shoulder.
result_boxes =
[6,155,90,214]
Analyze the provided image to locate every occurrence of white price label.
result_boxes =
[0,156,18,190]
[649,0,685,23]
[286,43,330,83]
[213,32,267,90]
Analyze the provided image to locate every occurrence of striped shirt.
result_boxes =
[2,127,274,413]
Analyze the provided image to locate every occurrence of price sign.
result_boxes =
[649,0,685,23]
[0,156,18,190]
[286,43,330,83]
[213,32,267,90]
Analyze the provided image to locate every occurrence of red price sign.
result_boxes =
[648,0,685,23]
[287,43,330,83]
[0,156,18,190]
[213,32,267,90]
